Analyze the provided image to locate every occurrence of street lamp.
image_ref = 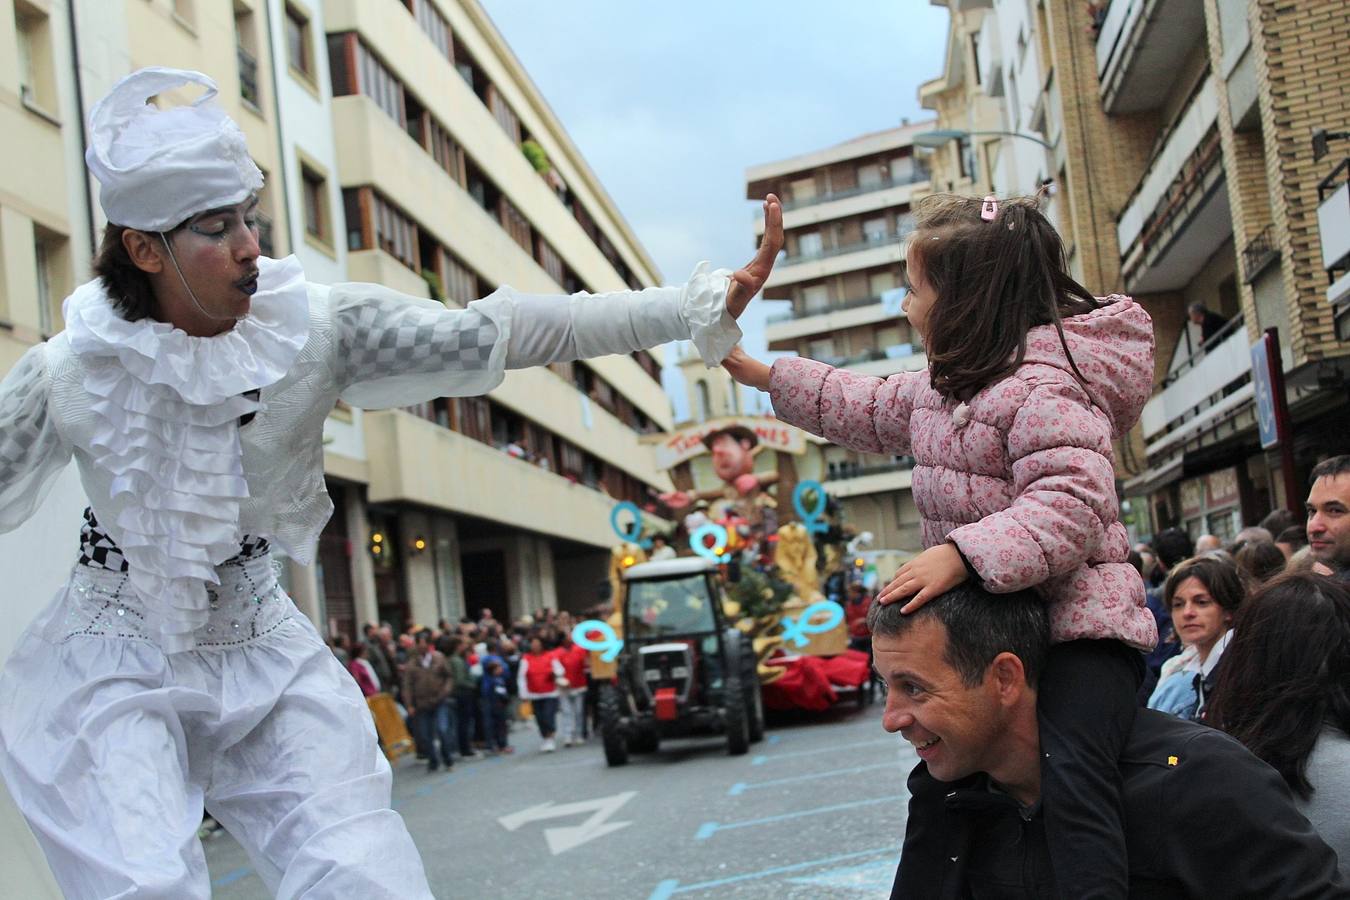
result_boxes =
[913,128,1053,150]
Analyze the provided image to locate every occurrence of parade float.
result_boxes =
[573,417,877,763]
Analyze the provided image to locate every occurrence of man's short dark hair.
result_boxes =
[1153,527,1195,570]
[866,583,1050,687]
[1311,455,1350,483]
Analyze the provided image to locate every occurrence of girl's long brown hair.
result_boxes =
[908,193,1100,402]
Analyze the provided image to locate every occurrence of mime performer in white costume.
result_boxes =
[0,68,783,899]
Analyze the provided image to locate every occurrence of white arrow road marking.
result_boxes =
[497,790,638,855]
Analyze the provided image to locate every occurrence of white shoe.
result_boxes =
[542,738,556,752]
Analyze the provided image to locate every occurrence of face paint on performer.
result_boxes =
[157,194,263,328]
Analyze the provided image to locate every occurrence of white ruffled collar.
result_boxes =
[64,254,309,404]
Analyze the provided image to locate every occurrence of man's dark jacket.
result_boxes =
[891,709,1349,899]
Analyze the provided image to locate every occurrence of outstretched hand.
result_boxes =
[725,195,783,320]
[876,543,970,614]
[723,345,772,391]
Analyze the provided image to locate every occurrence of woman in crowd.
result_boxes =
[1147,555,1244,720]
[1207,572,1350,877]
[347,642,381,698]
[556,629,590,747]
[517,635,565,752]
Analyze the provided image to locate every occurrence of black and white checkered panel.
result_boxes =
[78,508,269,572]
[0,344,70,531]
[78,507,128,572]
[333,292,500,395]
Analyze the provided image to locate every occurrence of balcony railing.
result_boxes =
[1117,76,1220,257]
[1241,225,1280,284]
[785,229,911,265]
[821,344,918,368]
[780,170,929,212]
[826,458,915,481]
[1141,315,1249,442]
[766,292,890,324]
[237,45,260,109]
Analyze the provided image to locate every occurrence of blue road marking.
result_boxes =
[694,793,905,839]
[648,845,896,898]
[751,735,897,765]
[729,760,898,795]
[212,867,253,888]
[787,855,898,891]
[766,734,781,745]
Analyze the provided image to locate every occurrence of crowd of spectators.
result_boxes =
[325,604,609,768]
[1130,454,1350,876]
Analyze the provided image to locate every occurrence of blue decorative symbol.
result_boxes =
[610,501,652,549]
[689,523,729,562]
[780,600,845,648]
[793,480,829,534]
[573,620,624,662]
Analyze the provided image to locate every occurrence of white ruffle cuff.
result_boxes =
[63,256,309,651]
[681,261,741,367]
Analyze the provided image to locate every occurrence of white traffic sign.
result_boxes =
[497,790,637,855]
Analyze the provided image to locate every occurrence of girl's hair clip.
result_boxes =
[980,195,998,222]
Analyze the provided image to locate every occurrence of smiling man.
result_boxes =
[1308,456,1350,580]
[870,584,1349,899]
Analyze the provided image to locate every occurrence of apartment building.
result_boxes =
[744,124,932,551]
[316,0,676,632]
[922,0,1350,542]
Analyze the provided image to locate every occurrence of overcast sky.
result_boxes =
[478,1,951,418]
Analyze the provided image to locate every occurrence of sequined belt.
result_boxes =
[61,553,293,649]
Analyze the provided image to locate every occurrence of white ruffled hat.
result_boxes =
[85,67,263,231]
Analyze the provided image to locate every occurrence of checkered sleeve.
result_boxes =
[330,283,510,409]
[0,343,72,533]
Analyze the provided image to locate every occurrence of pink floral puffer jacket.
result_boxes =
[769,297,1158,650]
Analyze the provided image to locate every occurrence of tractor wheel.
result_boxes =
[747,678,766,743]
[598,684,629,767]
[724,670,751,756]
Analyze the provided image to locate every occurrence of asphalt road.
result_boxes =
[205,699,918,898]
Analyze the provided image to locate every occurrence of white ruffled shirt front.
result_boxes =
[0,257,740,651]
[59,256,309,651]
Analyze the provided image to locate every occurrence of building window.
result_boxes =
[300,164,330,244]
[408,0,452,61]
[234,9,261,111]
[797,232,823,259]
[172,0,195,30]
[694,380,712,423]
[372,194,417,270]
[970,32,982,86]
[536,236,565,285]
[498,197,532,253]
[33,228,67,335]
[442,251,478,306]
[285,4,314,82]
[14,1,56,112]
[863,217,889,244]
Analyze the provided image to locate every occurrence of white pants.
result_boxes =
[558,689,587,744]
[0,559,432,899]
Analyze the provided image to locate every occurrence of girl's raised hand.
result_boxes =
[722,345,772,391]
[876,543,970,614]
